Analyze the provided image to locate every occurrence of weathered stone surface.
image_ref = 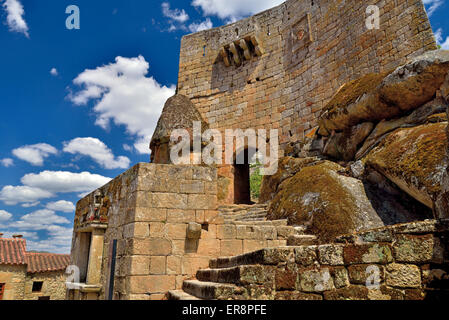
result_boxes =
[322,122,374,161]
[150,94,209,163]
[274,291,322,300]
[356,98,448,159]
[294,246,318,267]
[319,71,394,133]
[323,285,369,300]
[298,268,335,292]
[186,222,202,239]
[379,50,449,112]
[393,234,435,263]
[267,161,385,242]
[259,157,320,203]
[330,267,350,289]
[348,265,385,285]
[318,244,344,265]
[343,244,393,265]
[386,264,421,288]
[364,122,448,209]
[320,51,449,133]
[275,264,298,290]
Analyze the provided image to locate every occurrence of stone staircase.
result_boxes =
[217,203,270,222]
[167,203,319,300]
[167,248,281,300]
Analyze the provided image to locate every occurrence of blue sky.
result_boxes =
[0,0,447,253]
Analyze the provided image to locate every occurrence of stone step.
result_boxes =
[209,247,294,269]
[182,280,244,300]
[196,265,266,285]
[287,234,318,246]
[166,290,202,300]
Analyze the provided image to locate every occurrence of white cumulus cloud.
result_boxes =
[63,137,130,169]
[162,2,189,23]
[191,0,285,21]
[12,143,58,166]
[21,170,112,194]
[0,210,13,221]
[45,200,75,213]
[0,185,54,206]
[2,0,29,37]
[0,158,14,167]
[50,68,58,76]
[11,209,70,228]
[189,18,213,33]
[435,28,449,50]
[68,55,176,154]
[423,0,444,17]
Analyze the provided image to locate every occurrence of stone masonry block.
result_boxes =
[348,264,385,285]
[295,246,318,267]
[134,207,166,223]
[167,223,187,239]
[187,194,217,210]
[386,263,422,288]
[217,224,237,239]
[152,193,188,209]
[344,244,393,265]
[393,234,435,263]
[150,256,166,275]
[167,209,196,223]
[220,240,243,256]
[299,268,335,293]
[318,244,345,265]
[148,238,172,256]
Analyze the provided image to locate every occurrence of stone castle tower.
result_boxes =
[68,0,449,300]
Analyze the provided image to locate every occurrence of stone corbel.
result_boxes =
[229,42,241,66]
[219,47,231,67]
[239,39,252,60]
[251,35,264,57]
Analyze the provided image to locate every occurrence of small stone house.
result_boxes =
[0,234,70,300]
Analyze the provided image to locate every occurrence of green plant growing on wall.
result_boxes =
[250,161,263,202]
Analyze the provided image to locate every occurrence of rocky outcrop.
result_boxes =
[150,94,209,163]
[323,122,374,161]
[266,161,385,242]
[319,50,449,134]
[356,98,448,159]
[364,122,448,209]
[259,157,321,203]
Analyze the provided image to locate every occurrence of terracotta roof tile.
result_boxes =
[0,238,27,265]
[0,237,70,273]
[25,252,71,273]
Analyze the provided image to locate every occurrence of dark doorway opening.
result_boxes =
[233,148,256,204]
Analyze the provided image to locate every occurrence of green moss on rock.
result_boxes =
[364,122,448,208]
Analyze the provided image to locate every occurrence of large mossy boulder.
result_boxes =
[322,122,374,161]
[266,161,385,242]
[259,157,322,203]
[319,50,449,134]
[356,98,448,159]
[364,122,448,209]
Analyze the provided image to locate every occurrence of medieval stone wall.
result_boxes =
[24,271,68,300]
[0,265,26,300]
[0,266,66,300]
[183,220,449,300]
[71,163,299,300]
[177,0,436,151]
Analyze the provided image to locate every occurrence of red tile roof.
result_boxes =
[0,238,27,266]
[25,252,71,273]
[0,237,70,273]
